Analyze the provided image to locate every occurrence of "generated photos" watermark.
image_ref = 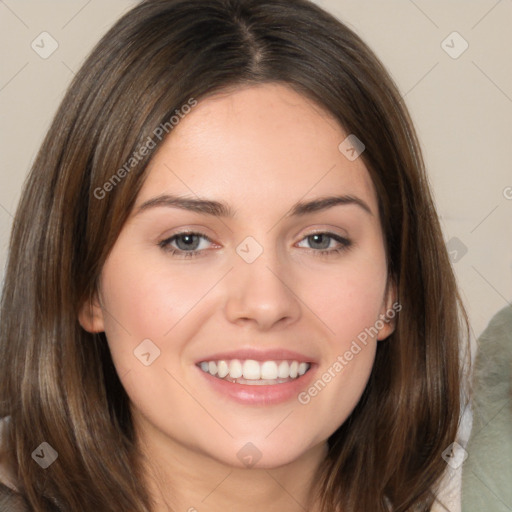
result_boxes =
[298,301,402,404]
[94,98,198,200]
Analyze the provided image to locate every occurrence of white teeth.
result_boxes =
[243,360,261,380]
[229,360,243,379]
[289,361,298,379]
[260,361,278,380]
[198,358,311,382]
[278,361,289,378]
[217,360,229,378]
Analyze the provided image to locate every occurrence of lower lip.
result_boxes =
[195,364,317,405]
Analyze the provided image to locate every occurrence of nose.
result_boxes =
[223,244,302,331]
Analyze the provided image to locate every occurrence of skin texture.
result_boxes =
[79,83,397,512]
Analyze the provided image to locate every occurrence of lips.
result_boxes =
[194,348,317,405]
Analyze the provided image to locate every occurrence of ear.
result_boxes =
[78,291,105,333]
[377,277,399,341]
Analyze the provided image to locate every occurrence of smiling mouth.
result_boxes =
[197,359,312,385]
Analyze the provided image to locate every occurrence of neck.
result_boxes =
[135,418,329,512]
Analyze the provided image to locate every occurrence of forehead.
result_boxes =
[137,83,377,212]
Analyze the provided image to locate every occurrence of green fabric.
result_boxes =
[461,304,512,511]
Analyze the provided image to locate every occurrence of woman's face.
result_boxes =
[80,83,396,469]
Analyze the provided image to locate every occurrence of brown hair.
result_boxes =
[0,0,470,510]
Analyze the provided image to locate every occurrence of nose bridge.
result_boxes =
[223,235,301,329]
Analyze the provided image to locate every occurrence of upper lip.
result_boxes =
[195,348,316,365]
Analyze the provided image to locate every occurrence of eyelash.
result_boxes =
[158,231,352,259]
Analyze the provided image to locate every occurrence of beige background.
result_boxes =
[0,0,511,341]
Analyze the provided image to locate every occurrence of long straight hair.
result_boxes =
[0,0,470,510]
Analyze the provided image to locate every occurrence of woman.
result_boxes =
[0,0,470,510]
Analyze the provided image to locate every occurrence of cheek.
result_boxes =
[292,251,386,430]
[97,249,215,371]
[299,340,377,446]
[301,255,388,345]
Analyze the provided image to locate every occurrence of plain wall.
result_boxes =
[0,0,511,341]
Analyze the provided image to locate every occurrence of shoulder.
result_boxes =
[0,480,31,511]
[432,465,462,512]
[0,417,61,511]
[0,416,20,493]
[0,416,32,510]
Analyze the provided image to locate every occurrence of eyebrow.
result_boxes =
[134,193,373,218]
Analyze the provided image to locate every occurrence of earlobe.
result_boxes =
[377,278,398,341]
[78,292,105,333]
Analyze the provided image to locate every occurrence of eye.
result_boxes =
[158,232,214,258]
[158,231,352,259]
[296,232,352,256]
